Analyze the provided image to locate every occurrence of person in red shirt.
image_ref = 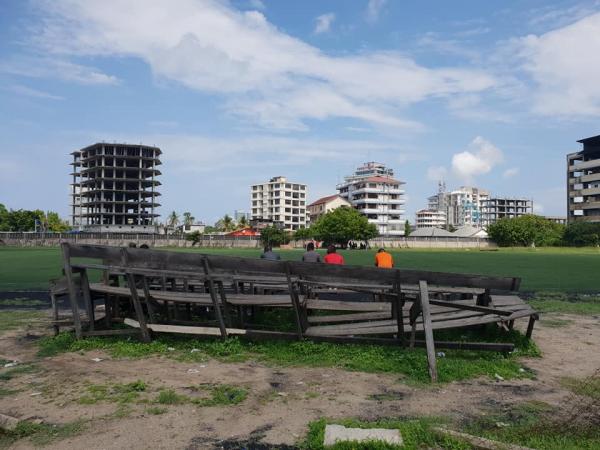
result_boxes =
[323,245,345,265]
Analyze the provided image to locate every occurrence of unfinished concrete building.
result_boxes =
[480,197,533,227]
[567,135,600,223]
[71,143,161,232]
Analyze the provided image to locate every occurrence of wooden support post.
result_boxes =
[394,271,405,347]
[419,280,438,383]
[203,259,228,338]
[50,292,59,336]
[80,270,94,332]
[141,276,156,324]
[409,300,421,348]
[60,243,82,339]
[526,314,538,339]
[126,273,151,342]
[216,281,233,327]
[285,262,305,339]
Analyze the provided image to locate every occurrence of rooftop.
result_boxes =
[308,194,341,207]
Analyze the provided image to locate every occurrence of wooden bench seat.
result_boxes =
[306,299,392,312]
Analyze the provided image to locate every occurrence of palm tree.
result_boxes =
[221,214,234,232]
[168,211,179,229]
[238,215,248,228]
[183,212,195,227]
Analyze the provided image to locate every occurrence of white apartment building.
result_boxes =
[337,162,406,236]
[428,186,489,228]
[250,176,307,231]
[415,209,447,229]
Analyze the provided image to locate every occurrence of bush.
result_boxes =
[487,215,565,247]
[563,222,600,247]
[259,225,289,247]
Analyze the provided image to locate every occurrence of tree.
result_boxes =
[259,225,289,247]
[218,214,235,232]
[45,211,71,232]
[404,220,411,237]
[167,211,179,229]
[238,216,248,228]
[312,207,378,246]
[293,226,313,241]
[563,222,600,246]
[182,212,195,227]
[487,215,565,247]
[0,204,8,231]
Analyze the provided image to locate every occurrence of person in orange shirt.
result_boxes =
[374,248,394,268]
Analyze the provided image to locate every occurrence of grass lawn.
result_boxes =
[1,246,599,292]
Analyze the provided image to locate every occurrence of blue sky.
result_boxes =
[1,0,599,224]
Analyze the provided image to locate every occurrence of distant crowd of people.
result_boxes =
[260,243,394,268]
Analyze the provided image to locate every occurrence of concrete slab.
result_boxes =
[323,424,403,447]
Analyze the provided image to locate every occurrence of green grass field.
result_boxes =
[1,246,599,292]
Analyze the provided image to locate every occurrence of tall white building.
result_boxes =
[428,186,489,228]
[250,176,307,231]
[337,162,406,236]
[415,209,447,229]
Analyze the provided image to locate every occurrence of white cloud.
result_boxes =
[314,13,335,34]
[427,166,447,181]
[515,12,600,116]
[0,57,119,85]
[503,167,519,178]
[26,0,496,130]
[365,0,387,24]
[8,84,64,100]
[451,136,504,181]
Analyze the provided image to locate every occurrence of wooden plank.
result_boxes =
[419,280,437,383]
[124,318,247,336]
[428,299,513,316]
[308,311,391,324]
[203,259,228,338]
[82,328,141,337]
[225,295,293,306]
[306,299,391,312]
[126,272,151,342]
[60,243,82,339]
[286,261,305,338]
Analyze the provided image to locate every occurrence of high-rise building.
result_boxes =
[337,162,406,236]
[480,197,533,226]
[250,176,307,230]
[71,143,161,232]
[567,135,600,223]
[428,186,489,228]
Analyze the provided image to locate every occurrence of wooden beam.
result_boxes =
[419,280,438,383]
[125,272,151,343]
[60,243,82,339]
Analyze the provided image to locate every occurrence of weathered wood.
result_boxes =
[126,272,151,342]
[285,262,305,338]
[394,271,405,346]
[419,280,437,382]
[428,299,513,316]
[60,243,82,339]
[82,328,141,337]
[306,299,391,312]
[526,314,539,338]
[203,259,228,338]
[308,311,391,323]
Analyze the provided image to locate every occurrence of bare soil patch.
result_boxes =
[0,310,598,449]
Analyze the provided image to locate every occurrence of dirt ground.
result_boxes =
[1,311,599,450]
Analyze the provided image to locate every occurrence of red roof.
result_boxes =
[308,194,341,207]
[226,227,260,237]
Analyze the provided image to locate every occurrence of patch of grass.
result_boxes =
[0,310,45,335]
[466,400,600,450]
[0,386,20,398]
[155,389,187,405]
[305,391,319,399]
[540,317,573,328]
[301,417,469,450]
[78,380,147,405]
[0,363,41,381]
[0,297,47,307]
[190,384,248,406]
[38,328,539,384]
[146,406,168,415]
[529,292,600,315]
[0,420,86,448]
[560,376,600,399]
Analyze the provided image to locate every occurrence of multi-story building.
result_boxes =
[307,194,351,224]
[480,197,533,226]
[543,216,567,225]
[71,143,161,232]
[428,186,489,228]
[250,176,307,231]
[415,209,447,229]
[337,162,406,236]
[567,135,600,223]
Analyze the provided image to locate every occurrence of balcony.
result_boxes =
[571,159,600,171]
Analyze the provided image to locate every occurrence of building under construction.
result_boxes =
[71,143,161,232]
